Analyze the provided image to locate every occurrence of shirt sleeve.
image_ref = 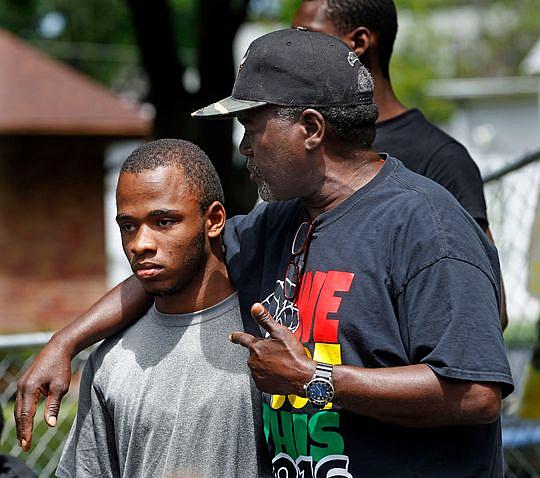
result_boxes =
[424,142,488,227]
[222,214,246,267]
[56,356,120,478]
[397,256,514,398]
[222,203,271,288]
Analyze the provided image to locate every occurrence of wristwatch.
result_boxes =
[304,362,334,408]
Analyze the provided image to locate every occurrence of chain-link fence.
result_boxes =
[1,151,540,477]
[485,149,540,478]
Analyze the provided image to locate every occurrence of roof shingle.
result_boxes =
[0,28,151,136]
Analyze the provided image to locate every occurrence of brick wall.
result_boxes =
[0,137,108,332]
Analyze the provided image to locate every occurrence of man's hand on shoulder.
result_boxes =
[15,337,72,451]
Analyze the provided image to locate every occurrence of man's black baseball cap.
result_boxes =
[192,28,373,118]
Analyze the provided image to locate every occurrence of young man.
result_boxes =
[18,30,512,477]
[56,139,269,477]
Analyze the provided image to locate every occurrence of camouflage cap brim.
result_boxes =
[191,96,267,118]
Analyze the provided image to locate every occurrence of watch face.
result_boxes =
[306,378,334,407]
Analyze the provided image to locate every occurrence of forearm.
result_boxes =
[236,304,503,429]
[52,274,152,357]
[329,363,501,428]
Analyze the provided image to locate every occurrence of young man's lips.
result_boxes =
[134,264,164,279]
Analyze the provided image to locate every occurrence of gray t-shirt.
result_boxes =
[57,293,270,478]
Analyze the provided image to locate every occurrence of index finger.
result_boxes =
[250,303,282,337]
[15,385,41,451]
[229,331,258,348]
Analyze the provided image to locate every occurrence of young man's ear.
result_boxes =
[299,109,325,151]
[343,26,373,58]
[205,201,227,238]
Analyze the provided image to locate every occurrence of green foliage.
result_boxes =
[0,0,135,84]
[278,0,299,23]
[170,0,197,50]
[395,0,468,10]
[394,0,540,78]
[0,0,39,35]
[471,0,540,76]
[391,55,455,124]
[390,5,456,123]
[0,0,134,43]
[392,0,540,120]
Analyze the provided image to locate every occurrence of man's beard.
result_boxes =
[257,181,274,202]
[246,158,275,202]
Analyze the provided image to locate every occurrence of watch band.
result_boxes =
[315,362,333,381]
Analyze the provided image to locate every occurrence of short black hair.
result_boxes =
[273,61,378,148]
[320,0,398,79]
[121,139,224,213]
[276,103,378,149]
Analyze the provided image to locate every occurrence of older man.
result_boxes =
[18,30,511,477]
[196,29,512,477]
[291,0,508,329]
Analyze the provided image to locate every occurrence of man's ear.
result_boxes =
[299,109,325,151]
[343,26,373,58]
[204,201,227,238]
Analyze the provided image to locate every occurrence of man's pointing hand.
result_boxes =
[230,303,315,396]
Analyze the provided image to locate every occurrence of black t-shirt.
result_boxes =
[224,157,513,478]
[375,109,488,226]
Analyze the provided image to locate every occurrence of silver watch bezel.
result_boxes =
[304,364,335,408]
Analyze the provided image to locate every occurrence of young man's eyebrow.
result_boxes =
[148,209,181,217]
[115,210,181,222]
[115,213,132,222]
